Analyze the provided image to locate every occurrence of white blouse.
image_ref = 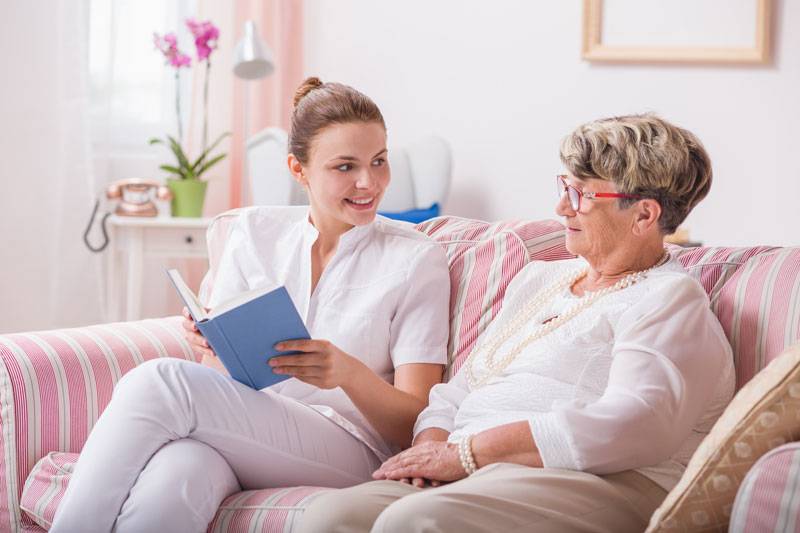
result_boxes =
[203,206,450,460]
[414,256,735,491]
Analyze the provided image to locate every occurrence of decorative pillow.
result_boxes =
[379,203,440,224]
[646,343,800,532]
[415,216,570,377]
[20,452,77,530]
[729,442,800,533]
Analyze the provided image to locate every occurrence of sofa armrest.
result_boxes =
[730,442,800,532]
[0,316,195,532]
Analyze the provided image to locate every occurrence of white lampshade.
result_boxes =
[233,20,275,80]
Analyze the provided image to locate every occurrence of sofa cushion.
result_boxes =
[415,216,570,377]
[677,247,800,389]
[20,452,76,530]
[646,343,800,532]
[208,486,330,532]
[729,442,800,532]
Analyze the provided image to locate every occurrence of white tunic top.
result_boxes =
[204,206,450,460]
[414,256,735,491]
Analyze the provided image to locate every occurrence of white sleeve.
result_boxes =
[413,369,469,437]
[389,243,451,366]
[410,260,561,439]
[528,275,732,474]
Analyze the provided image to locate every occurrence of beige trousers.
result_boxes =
[297,463,667,533]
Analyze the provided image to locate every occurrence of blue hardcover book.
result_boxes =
[167,269,310,390]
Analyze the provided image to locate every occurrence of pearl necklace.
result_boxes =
[465,251,669,389]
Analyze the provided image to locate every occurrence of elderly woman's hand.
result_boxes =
[372,441,466,484]
[181,306,229,376]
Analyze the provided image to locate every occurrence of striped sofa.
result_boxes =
[1,214,798,532]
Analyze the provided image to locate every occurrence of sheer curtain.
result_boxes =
[0,1,303,332]
[0,0,103,333]
[89,0,196,187]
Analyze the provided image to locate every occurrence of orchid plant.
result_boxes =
[151,19,229,181]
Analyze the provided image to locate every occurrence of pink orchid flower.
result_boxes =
[185,18,219,61]
[153,32,192,68]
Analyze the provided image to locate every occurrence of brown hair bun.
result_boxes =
[293,77,324,107]
[288,78,386,165]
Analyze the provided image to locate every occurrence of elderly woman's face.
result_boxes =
[555,174,636,261]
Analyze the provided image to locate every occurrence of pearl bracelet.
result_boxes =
[458,435,477,475]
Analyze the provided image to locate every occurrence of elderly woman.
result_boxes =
[297,114,735,533]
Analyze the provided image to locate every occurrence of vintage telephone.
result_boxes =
[83,179,172,252]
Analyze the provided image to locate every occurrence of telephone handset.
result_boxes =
[83,179,173,252]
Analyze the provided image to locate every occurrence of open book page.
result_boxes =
[166,269,209,322]
[208,284,279,318]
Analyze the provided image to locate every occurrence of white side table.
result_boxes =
[106,215,212,321]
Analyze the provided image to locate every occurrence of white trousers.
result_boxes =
[50,358,382,533]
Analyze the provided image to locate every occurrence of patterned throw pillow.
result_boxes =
[415,216,570,378]
[646,343,800,532]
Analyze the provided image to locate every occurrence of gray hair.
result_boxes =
[559,113,712,234]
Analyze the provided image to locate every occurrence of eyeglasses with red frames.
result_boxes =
[556,174,642,212]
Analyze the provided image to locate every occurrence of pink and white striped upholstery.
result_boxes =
[3,215,799,532]
[415,216,570,377]
[677,247,800,389]
[208,487,328,532]
[19,452,76,530]
[729,442,800,533]
[0,317,195,532]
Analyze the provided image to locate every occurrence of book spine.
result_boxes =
[197,320,255,388]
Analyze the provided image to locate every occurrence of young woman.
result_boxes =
[51,78,450,533]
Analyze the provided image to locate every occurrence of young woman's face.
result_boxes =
[297,121,389,229]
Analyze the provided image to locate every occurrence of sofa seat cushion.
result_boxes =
[208,486,330,532]
[20,451,331,532]
[646,343,800,532]
[729,442,800,533]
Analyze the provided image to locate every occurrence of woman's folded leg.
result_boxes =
[114,438,239,533]
[51,358,381,533]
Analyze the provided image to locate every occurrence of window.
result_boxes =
[88,0,196,178]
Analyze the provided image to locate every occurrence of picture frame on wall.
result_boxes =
[581,0,773,64]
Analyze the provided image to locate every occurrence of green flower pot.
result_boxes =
[167,178,208,218]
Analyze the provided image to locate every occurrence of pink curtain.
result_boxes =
[230,0,304,209]
[190,0,304,214]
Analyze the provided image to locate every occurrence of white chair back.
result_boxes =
[246,128,304,206]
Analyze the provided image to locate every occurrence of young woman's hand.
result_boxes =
[269,339,363,389]
[181,307,229,376]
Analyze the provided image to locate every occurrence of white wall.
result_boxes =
[304,0,800,246]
